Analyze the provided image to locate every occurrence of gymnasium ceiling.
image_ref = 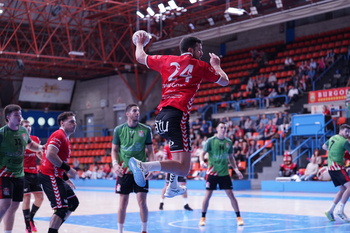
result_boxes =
[0,0,337,81]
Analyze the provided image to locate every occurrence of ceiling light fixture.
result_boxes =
[68,51,85,56]
[207,18,215,26]
[168,0,178,10]
[250,6,258,15]
[225,7,247,16]
[146,7,155,16]
[275,0,283,9]
[158,3,166,13]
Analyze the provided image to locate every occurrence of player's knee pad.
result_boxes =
[68,196,79,212]
[54,208,68,221]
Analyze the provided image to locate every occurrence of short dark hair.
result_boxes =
[4,104,21,122]
[340,124,350,131]
[125,104,138,113]
[57,112,75,126]
[179,36,202,54]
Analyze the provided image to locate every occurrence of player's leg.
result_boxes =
[4,177,24,231]
[337,181,350,221]
[179,180,193,211]
[221,175,244,226]
[199,190,213,226]
[159,176,168,210]
[118,194,129,233]
[0,177,15,222]
[3,201,20,231]
[136,192,148,233]
[22,193,32,232]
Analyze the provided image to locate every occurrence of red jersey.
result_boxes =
[24,135,41,174]
[164,144,172,160]
[146,53,222,113]
[40,129,71,178]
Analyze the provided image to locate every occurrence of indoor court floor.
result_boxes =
[2,186,350,233]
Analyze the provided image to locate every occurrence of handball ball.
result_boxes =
[132,30,151,46]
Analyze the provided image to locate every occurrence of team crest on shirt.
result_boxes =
[138,130,144,137]
[22,133,28,142]
[226,143,230,148]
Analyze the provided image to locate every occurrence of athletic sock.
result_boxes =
[23,209,31,227]
[339,202,345,213]
[48,228,58,233]
[183,197,188,205]
[329,203,336,212]
[142,161,161,173]
[118,223,124,233]
[236,211,241,217]
[168,173,178,189]
[30,204,40,220]
[141,222,147,232]
[201,212,206,218]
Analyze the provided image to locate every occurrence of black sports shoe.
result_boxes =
[159,202,164,210]
[184,204,193,211]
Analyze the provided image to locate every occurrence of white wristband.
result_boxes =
[112,160,118,166]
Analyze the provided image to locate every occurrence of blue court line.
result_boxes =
[35,210,350,233]
[75,187,334,201]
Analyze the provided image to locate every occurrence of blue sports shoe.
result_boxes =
[128,157,146,187]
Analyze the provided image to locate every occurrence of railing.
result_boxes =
[262,95,289,108]
[247,138,277,179]
[312,55,342,91]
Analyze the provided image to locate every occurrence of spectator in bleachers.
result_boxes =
[275,112,285,129]
[256,121,266,137]
[278,79,288,96]
[307,67,316,84]
[73,158,80,170]
[246,76,256,92]
[265,87,278,108]
[257,74,267,91]
[238,116,245,129]
[247,139,259,157]
[279,110,292,132]
[287,85,299,104]
[268,72,277,84]
[284,56,295,70]
[260,114,269,126]
[317,57,326,73]
[234,125,245,141]
[311,149,323,166]
[206,126,215,138]
[243,116,254,134]
[200,120,209,136]
[333,69,342,88]
[322,105,331,116]
[309,58,317,70]
[262,120,278,140]
[299,156,319,181]
[325,49,335,67]
[191,118,202,135]
[254,114,262,128]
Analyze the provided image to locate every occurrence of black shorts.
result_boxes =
[205,174,233,190]
[155,106,191,152]
[165,173,187,183]
[329,169,350,187]
[115,174,149,194]
[24,172,43,194]
[0,177,24,202]
[38,173,76,209]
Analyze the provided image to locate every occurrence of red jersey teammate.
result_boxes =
[129,33,229,197]
[38,112,79,233]
[21,120,44,233]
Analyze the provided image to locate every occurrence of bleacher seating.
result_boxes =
[191,27,350,112]
[68,136,112,165]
